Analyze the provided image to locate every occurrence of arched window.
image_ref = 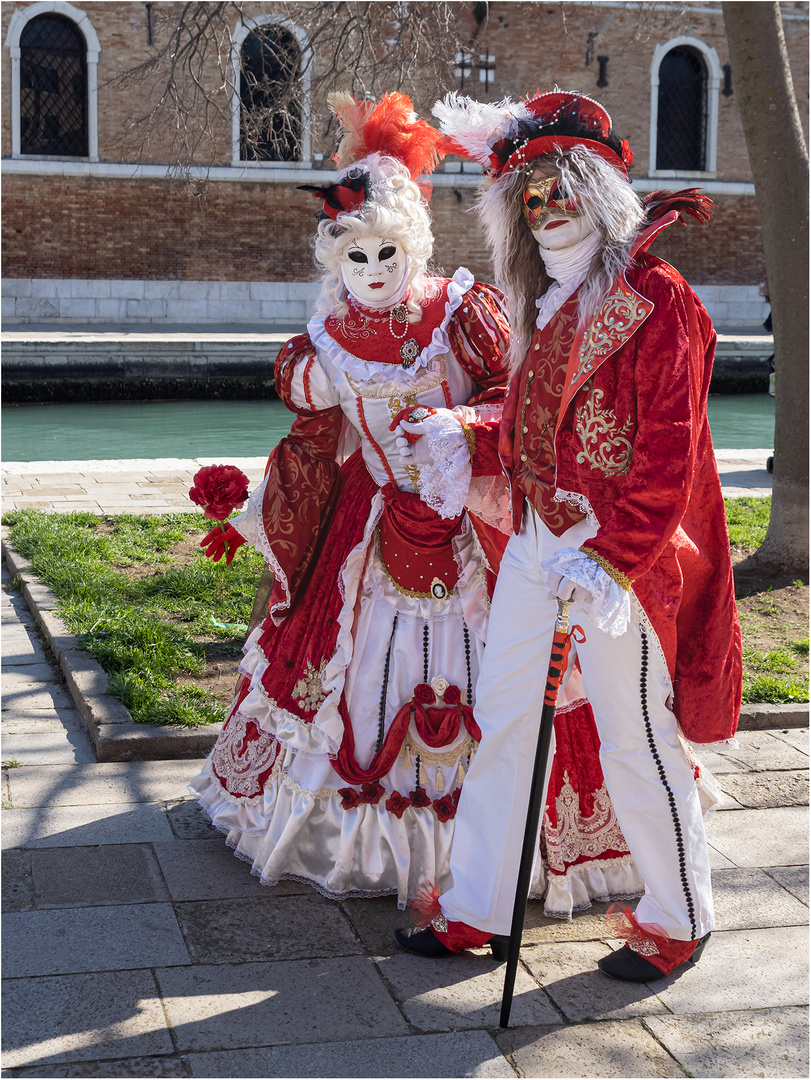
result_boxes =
[657,46,707,171]
[649,37,721,176]
[5,1,100,161]
[20,13,87,156]
[239,25,302,162]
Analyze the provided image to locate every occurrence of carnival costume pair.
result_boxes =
[191,92,649,921]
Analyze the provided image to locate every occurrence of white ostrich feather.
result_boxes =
[432,93,531,166]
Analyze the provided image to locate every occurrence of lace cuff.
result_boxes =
[416,409,471,520]
[542,547,631,637]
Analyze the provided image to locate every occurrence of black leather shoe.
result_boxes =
[489,935,510,961]
[598,932,711,982]
[395,926,453,957]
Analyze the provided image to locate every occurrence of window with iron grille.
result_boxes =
[656,46,707,171]
[240,26,302,162]
[20,13,88,157]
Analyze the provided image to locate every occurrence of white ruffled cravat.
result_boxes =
[534,229,601,330]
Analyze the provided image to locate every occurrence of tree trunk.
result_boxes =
[722,2,809,575]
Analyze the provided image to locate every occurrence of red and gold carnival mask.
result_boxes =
[522,175,579,229]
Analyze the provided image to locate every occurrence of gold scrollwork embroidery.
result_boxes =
[292,659,329,712]
[543,771,629,873]
[575,388,633,476]
[573,288,652,387]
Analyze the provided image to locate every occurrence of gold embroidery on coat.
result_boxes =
[543,771,629,872]
[572,288,651,387]
[292,659,329,712]
[575,388,633,476]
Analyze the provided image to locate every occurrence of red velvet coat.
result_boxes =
[486,224,742,744]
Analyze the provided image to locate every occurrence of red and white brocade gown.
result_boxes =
[190,268,644,915]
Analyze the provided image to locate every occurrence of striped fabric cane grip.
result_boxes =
[543,599,574,707]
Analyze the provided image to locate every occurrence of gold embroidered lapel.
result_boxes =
[558,275,654,424]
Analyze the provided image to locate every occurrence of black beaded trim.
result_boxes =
[376,615,397,753]
[463,623,473,706]
[640,629,697,941]
[423,621,429,683]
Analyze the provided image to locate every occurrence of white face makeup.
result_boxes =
[534,212,594,251]
[341,235,407,306]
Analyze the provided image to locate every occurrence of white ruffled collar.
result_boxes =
[308,267,474,387]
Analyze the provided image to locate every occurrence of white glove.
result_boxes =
[396,421,435,463]
[546,572,592,606]
[395,408,464,464]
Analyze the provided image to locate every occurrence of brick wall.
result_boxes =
[1,172,766,288]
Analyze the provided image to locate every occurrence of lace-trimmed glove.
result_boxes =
[390,406,471,520]
[200,522,246,566]
[542,548,632,638]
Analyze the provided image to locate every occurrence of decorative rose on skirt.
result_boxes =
[432,794,457,822]
[385,791,412,819]
[360,781,385,804]
[413,683,436,706]
[409,787,432,808]
[442,684,462,706]
[338,787,362,809]
[189,464,250,521]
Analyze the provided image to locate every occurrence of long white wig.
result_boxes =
[477,145,645,372]
[313,153,435,321]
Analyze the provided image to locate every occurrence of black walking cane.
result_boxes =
[499,596,574,1029]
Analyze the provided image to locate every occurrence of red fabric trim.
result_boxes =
[356,397,396,484]
[378,483,463,594]
[435,920,493,952]
[324,283,451,366]
[606,905,699,974]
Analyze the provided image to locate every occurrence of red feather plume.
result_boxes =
[330,91,448,180]
[643,188,714,227]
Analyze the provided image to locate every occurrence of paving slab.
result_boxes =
[704,805,808,867]
[496,1019,684,1078]
[376,950,559,1030]
[520,940,669,1022]
[1,802,175,849]
[1,848,35,912]
[1,708,86,735]
[1,729,96,766]
[723,729,810,771]
[711,866,810,929]
[719,768,808,808]
[771,727,810,755]
[152,837,310,901]
[645,1006,809,1079]
[6,760,206,808]
[163,797,223,840]
[174,895,361,963]
[764,864,809,907]
[187,1031,516,1078]
[0,970,174,1069]
[650,925,808,1014]
[155,957,409,1052]
[8,1056,191,1078]
[1,676,73,713]
[3,903,191,977]
[1,625,49,665]
[30,844,170,908]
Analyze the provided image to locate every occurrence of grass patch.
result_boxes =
[3,498,807,722]
[3,510,264,727]
[725,495,771,549]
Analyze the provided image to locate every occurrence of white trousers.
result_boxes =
[441,506,714,941]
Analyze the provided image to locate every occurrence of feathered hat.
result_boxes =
[433,89,633,180]
[298,92,448,220]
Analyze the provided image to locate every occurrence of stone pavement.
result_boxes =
[1,448,774,515]
[2,571,809,1077]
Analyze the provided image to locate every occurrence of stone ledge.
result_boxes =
[738,702,810,730]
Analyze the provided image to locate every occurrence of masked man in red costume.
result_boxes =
[395,90,742,981]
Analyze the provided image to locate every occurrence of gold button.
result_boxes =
[528,371,535,379]
[522,425,528,433]
[520,453,528,462]
[534,343,540,350]
[525,397,531,405]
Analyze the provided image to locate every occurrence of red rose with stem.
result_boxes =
[191,464,250,566]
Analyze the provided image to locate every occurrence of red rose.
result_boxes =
[338,787,361,809]
[443,684,461,706]
[451,786,462,805]
[432,794,457,822]
[189,464,250,521]
[414,683,436,705]
[409,787,431,808]
[385,791,412,819]
[360,781,385,804]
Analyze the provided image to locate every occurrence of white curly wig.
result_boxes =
[312,153,435,321]
[477,144,644,372]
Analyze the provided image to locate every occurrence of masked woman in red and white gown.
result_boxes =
[190,93,644,918]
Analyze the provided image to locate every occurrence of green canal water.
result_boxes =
[2,394,775,463]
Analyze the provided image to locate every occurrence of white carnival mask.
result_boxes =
[340,234,409,307]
